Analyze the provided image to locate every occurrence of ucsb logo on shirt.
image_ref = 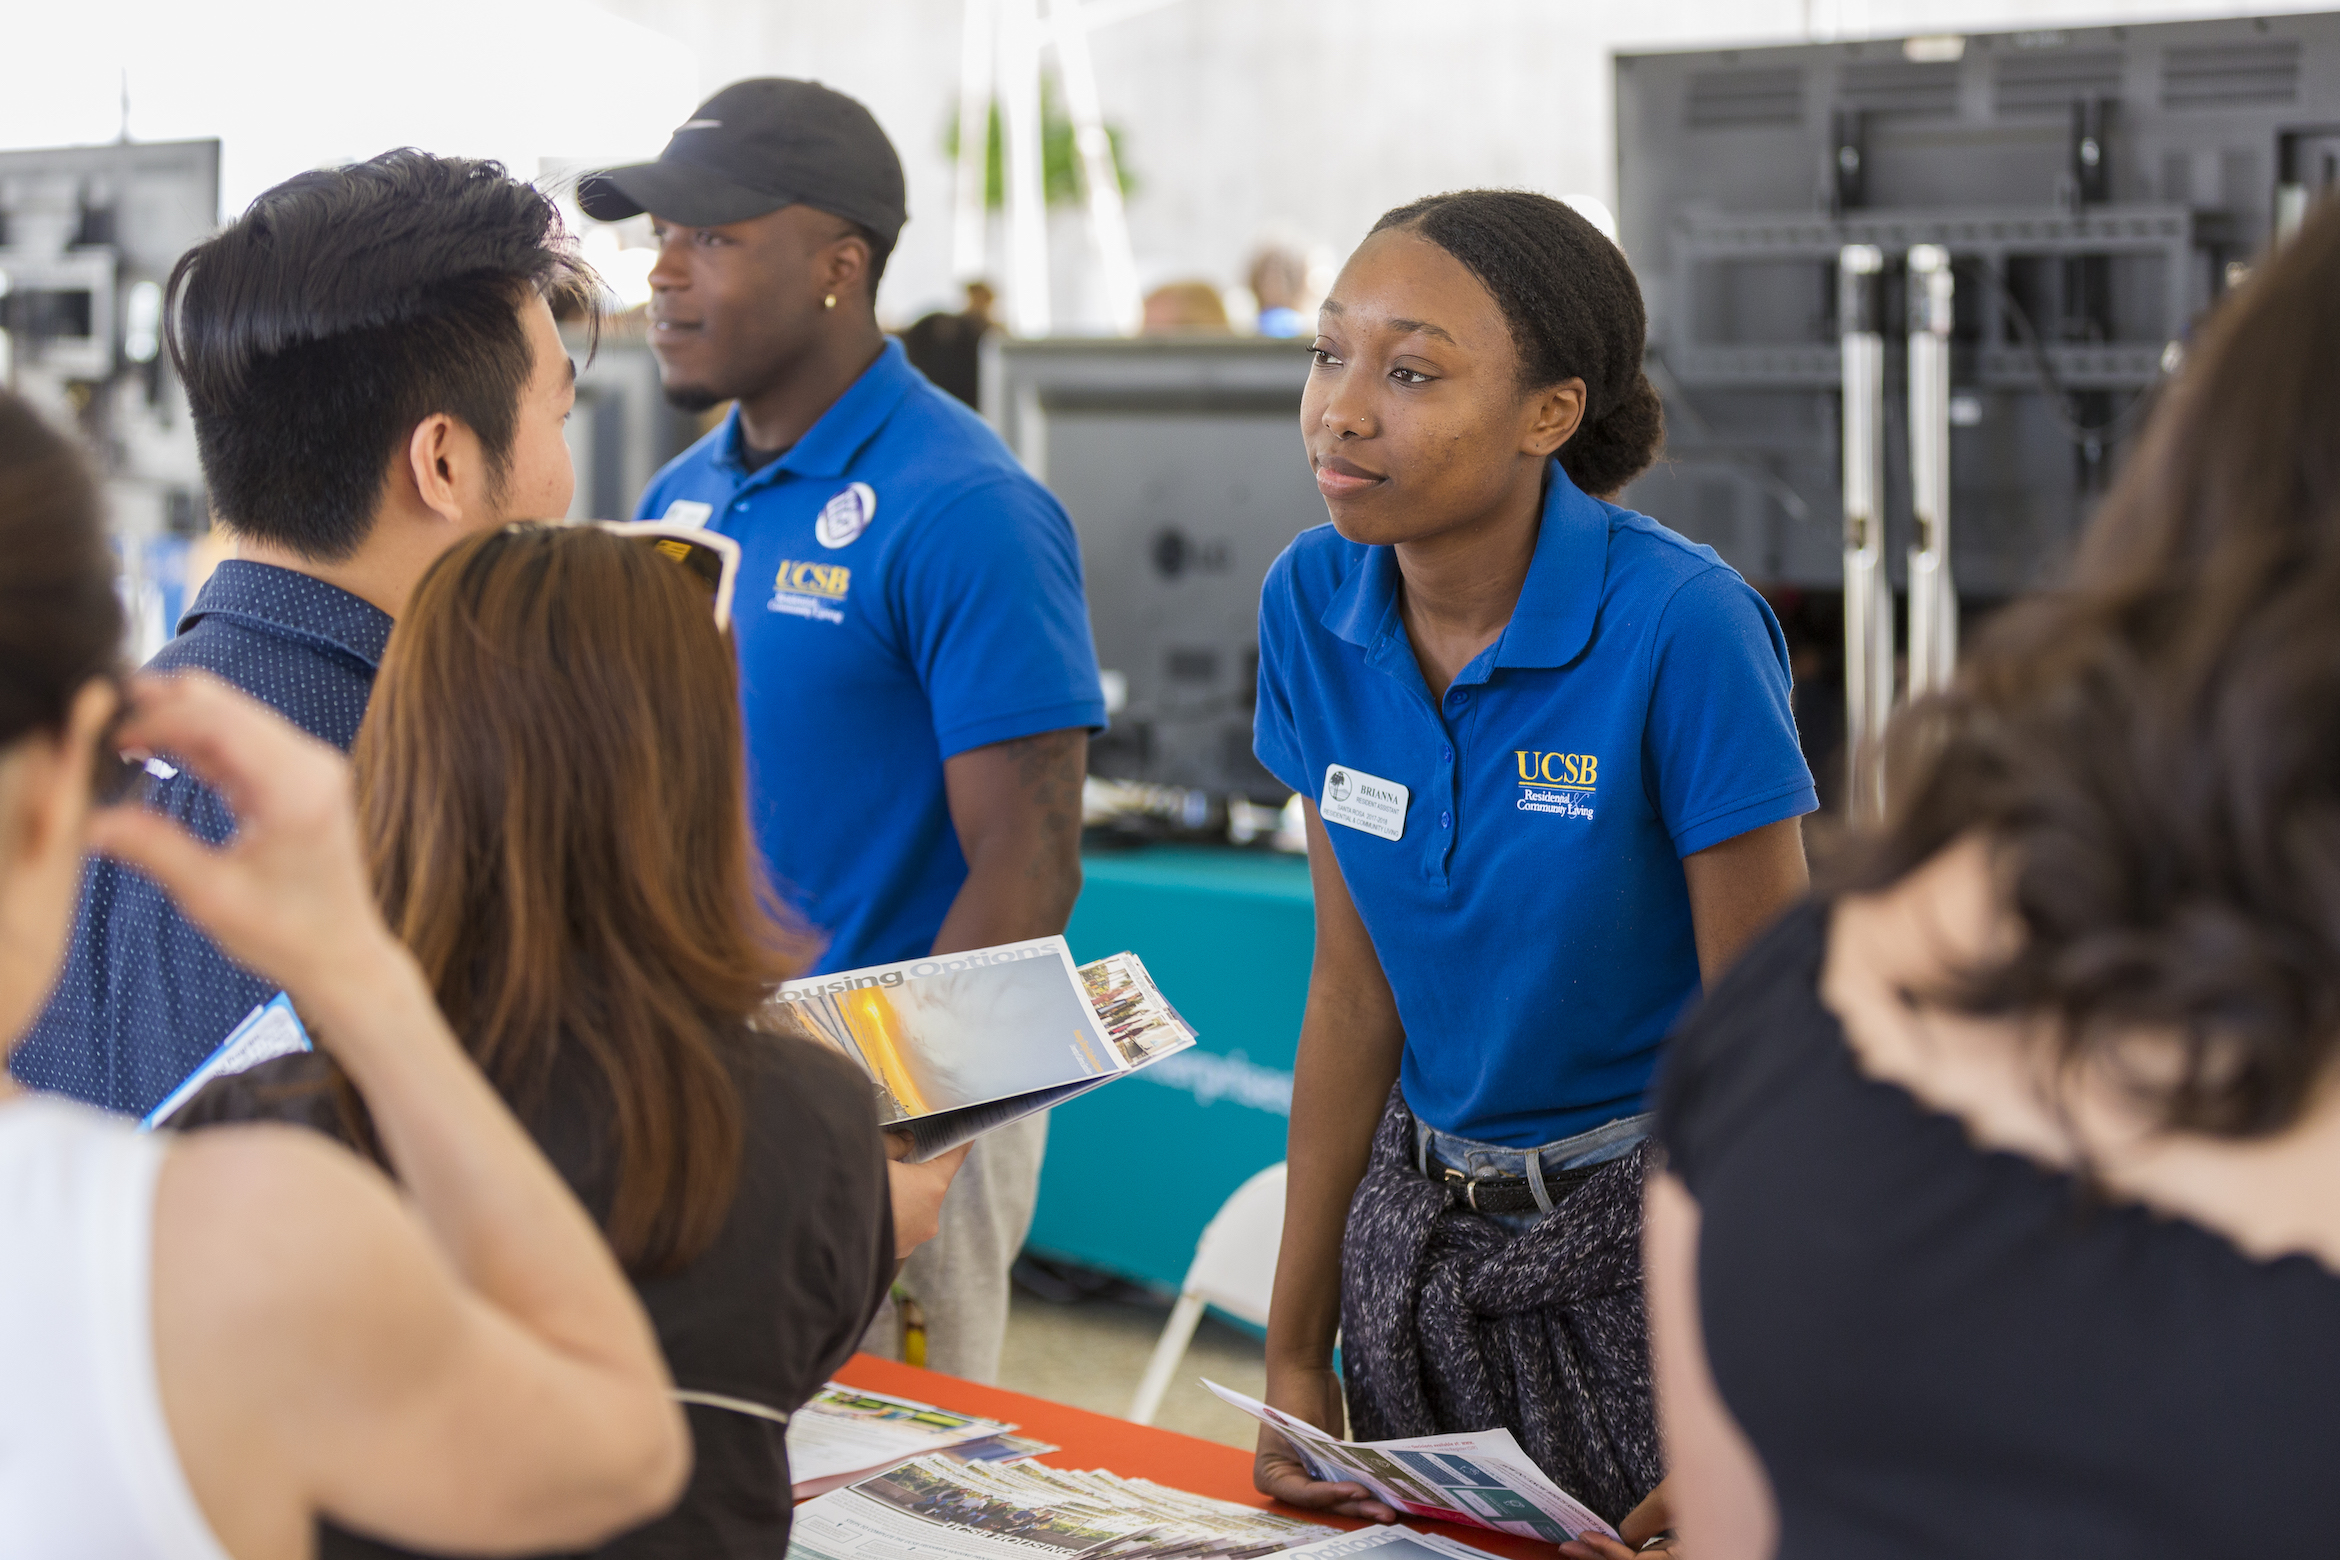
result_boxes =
[770,559,851,625]
[1514,749,1598,821]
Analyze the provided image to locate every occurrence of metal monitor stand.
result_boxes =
[1905,245,1957,701]
[1838,244,1892,823]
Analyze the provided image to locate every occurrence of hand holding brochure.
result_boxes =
[1202,1380,1618,1546]
[769,938,1195,1161]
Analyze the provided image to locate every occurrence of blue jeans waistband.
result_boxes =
[1414,1112,1653,1219]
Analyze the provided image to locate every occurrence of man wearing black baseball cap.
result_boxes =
[581,78,906,262]
[585,82,1105,1388]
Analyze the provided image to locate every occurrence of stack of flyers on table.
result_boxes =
[1202,1382,1618,1547]
[786,1453,1334,1560]
[789,1384,1061,1499]
[768,937,1196,1162]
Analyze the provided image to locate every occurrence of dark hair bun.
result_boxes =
[1561,371,1664,498]
[1370,189,1665,496]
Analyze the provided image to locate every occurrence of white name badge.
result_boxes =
[661,499,714,529]
[1319,763,1409,841]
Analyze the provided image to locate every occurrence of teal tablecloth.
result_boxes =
[1027,845,1313,1293]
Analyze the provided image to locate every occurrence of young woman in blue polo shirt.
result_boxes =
[1250,191,1816,1552]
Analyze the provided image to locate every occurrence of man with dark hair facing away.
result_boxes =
[582,79,1104,1384]
[14,150,589,1113]
[900,280,996,408]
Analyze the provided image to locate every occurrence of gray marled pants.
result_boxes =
[860,1110,1048,1383]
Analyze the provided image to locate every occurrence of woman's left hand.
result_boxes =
[87,672,418,1030]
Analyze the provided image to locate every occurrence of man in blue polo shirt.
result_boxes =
[16,152,587,1114]
[582,80,1104,1383]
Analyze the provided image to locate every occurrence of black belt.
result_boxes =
[1436,1159,1602,1216]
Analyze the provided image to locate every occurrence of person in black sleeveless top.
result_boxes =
[173,523,894,1558]
[1638,198,2340,1558]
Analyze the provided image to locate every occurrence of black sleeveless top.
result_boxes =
[174,1024,893,1559]
[1657,899,2340,1558]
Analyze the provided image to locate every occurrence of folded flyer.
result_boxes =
[1274,1527,1511,1560]
[770,938,1196,1161]
[787,1453,1332,1560]
[1202,1381,1618,1546]
[947,1434,1059,1467]
[787,1384,1038,1499]
[141,991,312,1130]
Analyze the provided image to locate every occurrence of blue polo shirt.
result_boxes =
[15,561,391,1115]
[1254,462,1816,1146]
[638,340,1104,973]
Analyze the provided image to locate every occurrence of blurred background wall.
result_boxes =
[604,0,2340,323]
[6,0,2331,327]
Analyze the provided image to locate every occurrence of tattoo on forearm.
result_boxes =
[997,728,1084,889]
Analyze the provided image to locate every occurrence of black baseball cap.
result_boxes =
[579,79,906,240]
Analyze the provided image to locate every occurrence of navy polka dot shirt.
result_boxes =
[12,561,391,1115]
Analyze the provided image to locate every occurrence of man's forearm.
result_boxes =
[903,729,1086,1249]
[933,728,1086,954]
[930,847,1081,952]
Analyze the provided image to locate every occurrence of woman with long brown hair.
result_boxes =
[1639,199,2340,1556]
[179,522,894,1557]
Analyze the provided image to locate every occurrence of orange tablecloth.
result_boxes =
[829,1354,1557,1560]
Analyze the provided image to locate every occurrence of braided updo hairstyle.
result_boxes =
[1370,190,1664,496]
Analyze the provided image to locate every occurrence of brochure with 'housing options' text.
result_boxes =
[767,937,1196,1161]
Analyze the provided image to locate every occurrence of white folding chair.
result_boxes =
[1126,1161,1286,1425]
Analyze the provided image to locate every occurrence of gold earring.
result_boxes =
[823,293,837,310]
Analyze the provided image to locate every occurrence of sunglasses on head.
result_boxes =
[589,520,741,632]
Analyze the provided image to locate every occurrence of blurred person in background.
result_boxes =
[1644,185,2340,1560]
[175,523,894,1558]
[1249,246,1311,338]
[0,391,686,1559]
[1141,279,1233,334]
[900,279,997,408]
[1251,191,1813,1543]
[15,150,589,1117]
[582,78,1104,1384]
